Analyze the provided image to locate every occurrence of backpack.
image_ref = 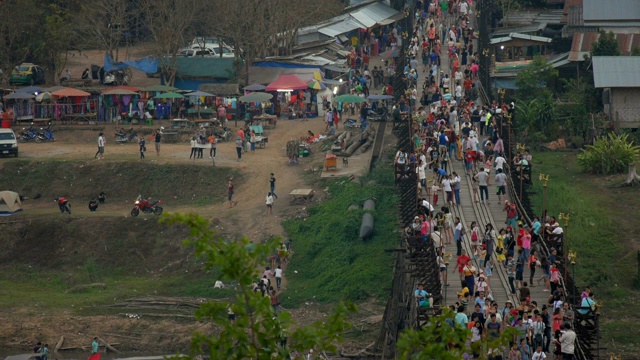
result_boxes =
[471,228,478,242]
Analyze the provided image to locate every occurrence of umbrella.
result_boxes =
[51,88,91,97]
[36,92,51,102]
[142,84,178,92]
[104,85,141,93]
[307,80,326,91]
[382,48,399,59]
[102,89,139,95]
[367,94,394,100]
[239,92,273,102]
[16,86,43,94]
[334,94,366,103]
[154,92,184,99]
[4,92,35,100]
[244,83,266,91]
[185,90,215,97]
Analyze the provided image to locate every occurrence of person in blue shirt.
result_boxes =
[439,131,448,148]
[454,305,469,327]
[578,293,596,315]
[414,284,431,307]
[531,216,542,242]
[91,337,99,353]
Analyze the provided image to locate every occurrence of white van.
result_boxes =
[0,128,18,157]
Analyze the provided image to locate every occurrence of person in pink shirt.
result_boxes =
[522,227,532,266]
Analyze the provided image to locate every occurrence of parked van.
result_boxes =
[0,128,18,157]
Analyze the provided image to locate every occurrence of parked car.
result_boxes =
[177,48,215,57]
[9,63,45,85]
[0,128,19,157]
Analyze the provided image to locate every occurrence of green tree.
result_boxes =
[162,213,355,359]
[36,2,80,83]
[591,31,621,56]
[514,56,558,102]
[396,309,516,359]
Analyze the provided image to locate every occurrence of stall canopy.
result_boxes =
[51,88,91,97]
[265,75,309,92]
[0,191,23,216]
[4,92,35,100]
[16,86,44,94]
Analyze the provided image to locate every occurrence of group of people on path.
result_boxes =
[399,1,588,359]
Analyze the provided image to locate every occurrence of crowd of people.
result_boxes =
[396,1,596,359]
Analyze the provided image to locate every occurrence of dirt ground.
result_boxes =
[1,113,385,354]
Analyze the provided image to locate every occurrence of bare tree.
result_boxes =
[140,0,203,85]
[204,0,342,84]
[0,0,41,85]
[76,0,140,61]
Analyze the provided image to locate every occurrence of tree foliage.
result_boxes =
[0,0,41,84]
[515,56,558,102]
[161,213,355,359]
[577,133,640,174]
[397,309,516,359]
[591,31,621,57]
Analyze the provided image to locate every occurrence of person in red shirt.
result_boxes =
[457,249,471,285]
[386,84,393,96]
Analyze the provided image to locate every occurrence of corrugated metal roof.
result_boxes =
[592,56,640,88]
[318,17,366,37]
[493,23,547,37]
[535,9,564,25]
[583,0,640,22]
[569,32,640,61]
[490,33,552,45]
[350,2,399,28]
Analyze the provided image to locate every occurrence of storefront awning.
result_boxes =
[318,17,367,37]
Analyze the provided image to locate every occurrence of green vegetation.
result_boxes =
[591,31,621,57]
[530,152,640,355]
[0,160,241,206]
[577,133,640,174]
[282,159,397,307]
[163,212,355,359]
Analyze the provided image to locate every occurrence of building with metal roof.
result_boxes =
[568,32,640,61]
[592,56,640,128]
[583,0,640,27]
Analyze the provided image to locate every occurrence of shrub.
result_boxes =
[577,133,640,174]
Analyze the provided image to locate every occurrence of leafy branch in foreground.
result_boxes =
[161,212,355,359]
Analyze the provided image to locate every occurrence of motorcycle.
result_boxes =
[115,128,138,143]
[36,124,55,143]
[213,126,232,142]
[131,195,163,217]
[103,70,130,86]
[19,125,37,143]
[55,197,71,214]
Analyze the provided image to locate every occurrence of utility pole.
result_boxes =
[477,0,492,101]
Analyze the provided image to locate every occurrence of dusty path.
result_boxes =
[13,118,329,241]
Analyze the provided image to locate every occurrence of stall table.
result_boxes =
[171,118,189,129]
[62,113,97,124]
[253,114,277,128]
[289,189,314,205]
[188,108,215,118]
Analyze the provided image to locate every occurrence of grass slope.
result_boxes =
[0,160,241,206]
[282,163,397,307]
[529,152,640,355]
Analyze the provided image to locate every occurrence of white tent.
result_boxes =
[0,191,23,215]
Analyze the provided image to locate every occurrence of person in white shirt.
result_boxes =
[274,265,283,290]
[442,175,453,205]
[265,192,274,215]
[95,132,105,159]
[459,0,469,15]
[531,345,546,360]
[494,155,507,171]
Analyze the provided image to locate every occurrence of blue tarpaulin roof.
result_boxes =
[104,53,158,74]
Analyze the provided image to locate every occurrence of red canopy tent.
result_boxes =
[265,75,308,92]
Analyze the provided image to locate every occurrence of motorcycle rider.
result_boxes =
[88,198,99,212]
[55,197,71,214]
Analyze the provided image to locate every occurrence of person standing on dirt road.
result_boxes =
[266,192,274,214]
[154,129,162,156]
[270,173,278,199]
[235,136,243,160]
[95,132,105,159]
[138,135,146,159]
[228,179,237,208]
